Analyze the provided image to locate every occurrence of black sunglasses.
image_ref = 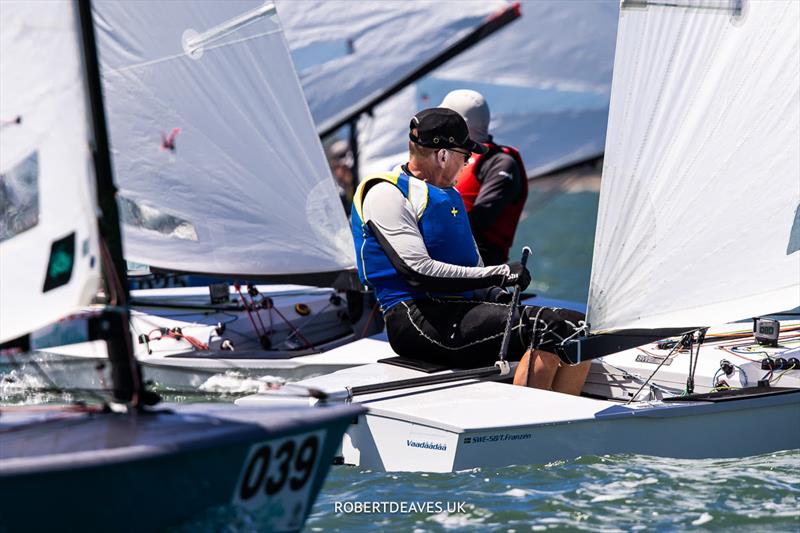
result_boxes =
[448,149,471,164]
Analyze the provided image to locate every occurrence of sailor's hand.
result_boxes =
[486,286,513,304]
[503,262,531,290]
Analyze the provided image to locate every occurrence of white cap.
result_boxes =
[440,89,490,144]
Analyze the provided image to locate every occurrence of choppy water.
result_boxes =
[308,452,800,532]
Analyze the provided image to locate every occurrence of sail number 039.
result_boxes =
[239,434,320,500]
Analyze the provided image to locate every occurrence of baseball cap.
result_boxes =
[409,107,488,154]
[440,89,490,144]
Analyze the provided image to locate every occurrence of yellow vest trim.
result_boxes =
[352,170,401,222]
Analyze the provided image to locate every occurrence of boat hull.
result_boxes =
[238,358,800,473]
[0,403,363,532]
[342,387,800,472]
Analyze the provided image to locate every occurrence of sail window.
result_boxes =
[118,196,198,241]
[0,151,39,242]
[42,232,75,293]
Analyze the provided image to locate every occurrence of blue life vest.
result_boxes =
[351,169,480,311]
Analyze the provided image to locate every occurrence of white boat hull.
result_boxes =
[341,382,799,472]
[237,320,800,472]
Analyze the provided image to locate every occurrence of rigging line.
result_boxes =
[99,240,120,305]
[770,364,796,384]
[601,360,677,396]
[687,328,707,394]
[146,328,208,351]
[686,333,695,395]
[270,305,316,350]
[251,297,269,338]
[101,236,142,405]
[359,301,380,339]
[235,284,264,339]
[627,331,692,405]
[284,301,334,345]
[718,345,760,363]
[106,28,283,75]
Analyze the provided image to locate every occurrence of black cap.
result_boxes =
[409,108,488,154]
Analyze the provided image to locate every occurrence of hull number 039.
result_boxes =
[234,430,324,513]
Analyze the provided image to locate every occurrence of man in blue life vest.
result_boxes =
[442,89,527,266]
[351,108,590,394]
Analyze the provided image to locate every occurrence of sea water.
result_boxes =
[307,452,800,532]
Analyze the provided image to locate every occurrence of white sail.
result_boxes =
[94,0,353,277]
[358,85,419,177]
[339,0,619,177]
[0,1,102,343]
[276,0,510,135]
[587,0,800,333]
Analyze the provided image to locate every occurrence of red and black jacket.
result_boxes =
[455,143,528,263]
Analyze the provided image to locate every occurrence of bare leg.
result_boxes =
[513,349,560,390]
[512,349,532,386]
[551,361,591,396]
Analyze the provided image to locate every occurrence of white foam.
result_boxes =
[427,512,485,529]
[691,513,713,526]
[0,370,55,403]
[503,488,530,498]
[198,371,285,394]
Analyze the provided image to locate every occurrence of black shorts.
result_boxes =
[384,298,585,369]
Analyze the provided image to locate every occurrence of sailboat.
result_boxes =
[12,0,384,389]
[236,0,800,472]
[30,0,531,389]
[0,3,362,530]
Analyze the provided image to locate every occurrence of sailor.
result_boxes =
[351,108,590,395]
[441,89,527,266]
[327,139,355,215]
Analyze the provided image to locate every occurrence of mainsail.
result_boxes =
[289,0,619,178]
[587,0,800,333]
[416,0,619,177]
[276,0,511,136]
[94,0,353,279]
[0,1,102,343]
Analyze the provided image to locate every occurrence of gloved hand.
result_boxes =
[503,261,531,291]
[485,286,513,304]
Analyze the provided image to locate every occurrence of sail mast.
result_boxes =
[77,0,142,406]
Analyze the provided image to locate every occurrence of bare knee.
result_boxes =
[551,360,591,396]
[513,349,560,390]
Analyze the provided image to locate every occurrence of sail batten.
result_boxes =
[587,0,800,333]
